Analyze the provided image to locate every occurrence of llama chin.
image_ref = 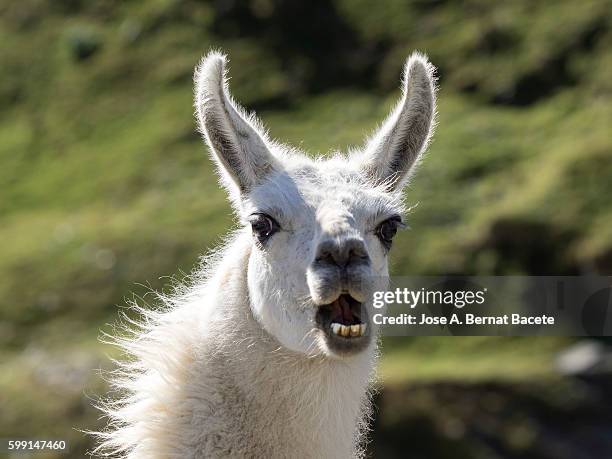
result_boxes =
[94,49,437,458]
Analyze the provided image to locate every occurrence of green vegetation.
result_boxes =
[1,0,611,457]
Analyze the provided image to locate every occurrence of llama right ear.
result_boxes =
[194,52,279,198]
[359,52,436,191]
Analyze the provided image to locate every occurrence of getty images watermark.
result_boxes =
[368,276,612,336]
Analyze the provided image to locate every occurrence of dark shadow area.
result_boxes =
[467,219,579,275]
[211,0,390,95]
[491,18,608,106]
[369,376,612,459]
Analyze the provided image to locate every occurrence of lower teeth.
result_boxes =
[331,322,367,337]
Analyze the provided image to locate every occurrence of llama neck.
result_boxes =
[98,232,377,458]
[204,232,377,457]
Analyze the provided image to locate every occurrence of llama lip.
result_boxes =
[315,293,369,341]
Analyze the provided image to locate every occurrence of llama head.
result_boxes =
[195,51,436,358]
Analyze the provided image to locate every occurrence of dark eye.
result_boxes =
[376,216,404,249]
[249,213,280,245]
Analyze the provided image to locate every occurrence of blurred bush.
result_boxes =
[65,25,103,61]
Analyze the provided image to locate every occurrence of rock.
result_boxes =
[555,340,612,376]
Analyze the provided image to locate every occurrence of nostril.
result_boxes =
[347,240,368,260]
[314,238,370,268]
[346,243,370,267]
[349,250,369,265]
[316,250,337,266]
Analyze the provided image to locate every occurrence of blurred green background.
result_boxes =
[1,0,612,457]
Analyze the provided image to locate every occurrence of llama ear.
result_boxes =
[194,51,278,197]
[360,52,437,191]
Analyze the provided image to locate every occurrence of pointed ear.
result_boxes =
[194,51,279,199]
[360,52,437,191]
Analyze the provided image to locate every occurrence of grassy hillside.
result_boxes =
[1,0,612,457]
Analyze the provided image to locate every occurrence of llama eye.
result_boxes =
[375,216,404,249]
[249,213,280,244]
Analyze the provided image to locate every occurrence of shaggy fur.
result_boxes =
[94,50,436,458]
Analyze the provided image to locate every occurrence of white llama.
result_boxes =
[95,50,436,458]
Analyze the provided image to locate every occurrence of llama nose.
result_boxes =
[314,237,370,268]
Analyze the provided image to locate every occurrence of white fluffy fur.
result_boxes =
[94,50,436,458]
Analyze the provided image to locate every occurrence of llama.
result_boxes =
[95,50,436,458]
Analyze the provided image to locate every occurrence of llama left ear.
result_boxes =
[194,51,279,199]
[360,52,437,191]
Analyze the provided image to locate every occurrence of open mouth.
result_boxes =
[316,293,368,339]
